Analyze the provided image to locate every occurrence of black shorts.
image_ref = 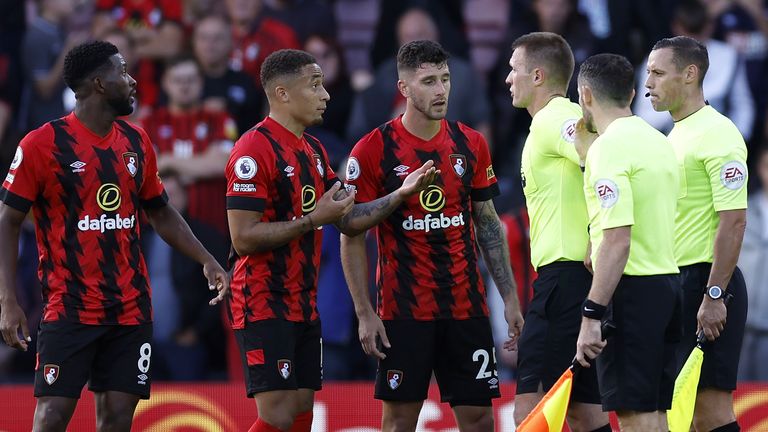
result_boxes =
[374,317,500,406]
[677,263,747,391]
[516,262,601,404]
[34,321,153,399]
[597,274,682,412]
[234,319,322,397]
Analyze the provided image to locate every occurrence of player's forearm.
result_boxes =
[707,209,747,290]
[588,227,630,305]
[337,191,404,236]
[0,207,24,305]
[473,202,518,305]
[340,233,376,318]
[145,205,216,265]
[231,216,315,256]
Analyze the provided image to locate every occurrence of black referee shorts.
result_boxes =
[597,274,682,412]
[516,261,601,404]
[677,263,747,391]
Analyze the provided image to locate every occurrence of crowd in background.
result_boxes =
[0,0,767,383]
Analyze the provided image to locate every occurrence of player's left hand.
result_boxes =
[398,160,440,198]
[575,318,605,367]
[574,118,598,163]
[203,260,230,306]
[502,302,524,351]
[697,296,727,341]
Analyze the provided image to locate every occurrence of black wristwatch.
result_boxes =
[706,285,724,301]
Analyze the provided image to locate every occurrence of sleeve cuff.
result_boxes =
[140,190,169,209]
[0,188,33,213]
[471,183,500,202]
[325,176,339,191]
[227,196,265,212]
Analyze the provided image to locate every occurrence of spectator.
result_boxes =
[20,0,87,132]
[193,14,264,135]
[0,0,25,176]
[634,0,755,140]
[263,0,337,43]
[225,0,301,87]
[738,145,768,381]
[346,7,492,142]
[92,0,185,114]
[143,56,237,235]
[145,170,229,381]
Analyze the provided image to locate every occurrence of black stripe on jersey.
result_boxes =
[380,124,417,317]
[295,148,318,321]
[141,190,169,209]
[446,122,485,315]
[415,148,456,318]
[0,188,33,213]
[51,120,87,322]
[35,194,56,313]
[257,126,293,320]
[118,121,152,321]
[226,196,265,211]
[242,262,254,321]
[93,146,126,323]
[470,184,500,202]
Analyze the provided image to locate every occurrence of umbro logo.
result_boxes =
[284,166,295,177]
[393,165,410,176]
[70,161,86,173]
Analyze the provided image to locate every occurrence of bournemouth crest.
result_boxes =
[278,359,292,380]
[44,364,60,385]
[387,369,403,390]
[123,152,138,177]
[449,154,467,177]
[313,154,324,177]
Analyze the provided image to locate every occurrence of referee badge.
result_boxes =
[720,161,747,190]
[387,370,403,390]
[595,179,619,208]
[450,154,467,177]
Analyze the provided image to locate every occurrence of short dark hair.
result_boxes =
[260,49,317,88]
[396,40,450,74]
[63,40,119,91]
[511,32,575,88]
[578,53,635,107]
[674,0,709,35]
[652,36,709,86]
[164,55,200,74]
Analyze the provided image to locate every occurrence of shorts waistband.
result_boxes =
[537,261,586,273]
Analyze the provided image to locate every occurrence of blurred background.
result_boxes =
[1,0,768,429]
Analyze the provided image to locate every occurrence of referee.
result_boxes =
[645,36,748,432]
[505,32,608,432]
[574,53,681,432]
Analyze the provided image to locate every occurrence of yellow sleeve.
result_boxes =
[699,127,748,212]
[590,146,634,229]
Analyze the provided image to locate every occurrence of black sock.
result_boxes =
[710,421,740,432]
[589,425,612,432]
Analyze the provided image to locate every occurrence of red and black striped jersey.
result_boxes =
[225,117,337,328]
[345,116,499,320]
[0,112,167,325]
[143,107,237,234]
[229,18,301,86]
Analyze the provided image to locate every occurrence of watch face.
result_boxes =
[709,286,723,299]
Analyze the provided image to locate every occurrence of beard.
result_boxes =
[414,98,448,121]
[107,94,134,116]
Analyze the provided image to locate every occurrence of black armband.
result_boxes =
[582,299,607,320]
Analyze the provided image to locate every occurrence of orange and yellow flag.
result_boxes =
[517,368,574,432]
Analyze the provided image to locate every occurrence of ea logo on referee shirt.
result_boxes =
[419,185,446,212]
[720,161,747,190]
[235,156,257,180]
[10,147,22,170]
[97,183,122,211]
[595,179,619,208]
[302,185,317,213]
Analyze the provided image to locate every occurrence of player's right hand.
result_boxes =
[398,160,440,198]
[311,182,355,226]
[574,118,598,162]
[0,301,31,351]
[358,312,390,360]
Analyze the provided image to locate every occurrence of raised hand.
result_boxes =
[398,160,440,198]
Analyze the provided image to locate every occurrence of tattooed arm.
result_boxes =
[336,161,439,236]
[472,199,524,349]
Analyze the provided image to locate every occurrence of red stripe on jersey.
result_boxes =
[1,113,166,325]
[347,117,499,320]
[246,349,265,366]
[225,117,337,328]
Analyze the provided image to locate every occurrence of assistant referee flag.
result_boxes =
[517,367,573,432]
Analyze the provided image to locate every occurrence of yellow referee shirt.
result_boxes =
[584,116,679,276]
[521,97,589,269]
[669,105,748,266]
